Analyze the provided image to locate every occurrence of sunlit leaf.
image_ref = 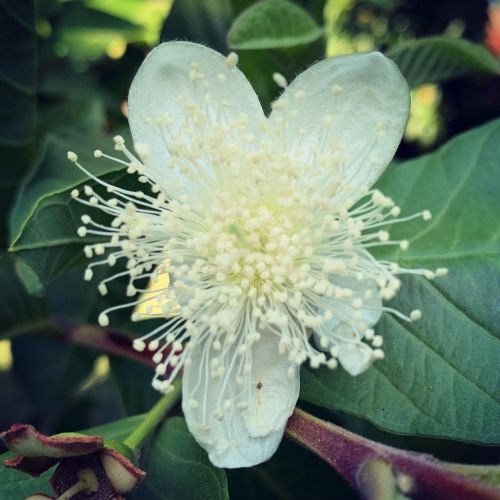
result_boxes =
[228,0,323,50]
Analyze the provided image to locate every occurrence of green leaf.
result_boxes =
[12,335,97,429]
[387,36,500,88]
[9,130,128,293]
[228,0,323,50]
[110,356,160,416]
[0,254,48,339]
[161,0,234,53]
[58,2,144,60]
[0,465,53,498]
[0,0,36,147]
[83,414,143,440]
[0,0,37,246]
[300,119,500,444]
[131,417,229,500]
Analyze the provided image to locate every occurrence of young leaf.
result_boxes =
[300,119,500,444]
[228,0,323,50]
[387,36,500,88]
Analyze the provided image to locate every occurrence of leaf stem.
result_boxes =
[123,379,182,450]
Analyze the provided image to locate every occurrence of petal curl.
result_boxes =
[269,52,409,192]
[337,339,374,376]
[182,331,299,468]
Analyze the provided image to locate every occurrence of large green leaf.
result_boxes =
[131,417,229,500]
[0,254,48,339]
[387,36,500,88]
[300,119,500,444]
[9,129,128,293]
[228,0,323,50]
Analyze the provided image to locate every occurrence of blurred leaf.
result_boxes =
[0,0,36,147]
[228,0,323,50]
[387,36,500,88]
[0,254,48,339]
[301,119,500,444]
[87,0,172,46]
[58,1,144,60]
[443,463,500,488]
[131,417,229,500]
[12,335,97,431]
[161,0,233,52]
[0,0,37,246]
[9,128,129,293]
[110,356,159,416]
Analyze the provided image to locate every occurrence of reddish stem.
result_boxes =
[286,408,500,500]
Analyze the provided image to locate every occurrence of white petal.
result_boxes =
[182,332,299,468]
[128,41,264,184]
[337,339,374,376]
[329,274,382,327]
[241,330,300,438]
[269,52,409,192]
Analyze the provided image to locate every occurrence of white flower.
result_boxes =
[68,42,446,469]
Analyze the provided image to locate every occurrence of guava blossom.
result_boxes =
[68,42,445,468]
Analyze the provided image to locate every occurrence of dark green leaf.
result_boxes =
[12,336,97,430]
[0,253,48,339]
[228,0,323,50]
[82,414,143,440]
[0,0,37,246]
[9,129,128,293]
[161,0,233,52]
[387,36,500,88]
[131,417,229,500]
[109,356,159,416]
[0,0,36,147]
[300,119,500,444]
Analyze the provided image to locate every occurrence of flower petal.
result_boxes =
[182,332,299,468]
[269,52,409,192]
[128,41,264,185]
[337,340,374,376]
